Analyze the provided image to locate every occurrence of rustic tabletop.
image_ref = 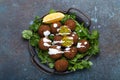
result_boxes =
[0,0,120,80]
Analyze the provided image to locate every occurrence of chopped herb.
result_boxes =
[48,63,54,68]
[29,33,40,47]
[61,13,76,24]
[29,16,42,32]
[48,35,54,41]
[22,30,33,40]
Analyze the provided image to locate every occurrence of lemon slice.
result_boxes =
[59,25,71,36]
[43,12,65,23]
[62,36,73,47]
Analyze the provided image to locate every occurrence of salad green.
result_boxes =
[22,10,99,71]
[22,30,33,40]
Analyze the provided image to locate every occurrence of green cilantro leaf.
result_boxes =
[29,33,40,47]
[61,13,76,24]
[29,16,42,32]
[22,30,33,40]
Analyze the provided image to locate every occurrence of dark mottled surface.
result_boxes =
[0,0,120,80]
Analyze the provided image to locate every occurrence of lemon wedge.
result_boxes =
[43,12,65,23]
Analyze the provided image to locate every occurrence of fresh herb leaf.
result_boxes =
[70,13,76,19]
[48,34,54,40]
[89,30,99,39]
[37,48,55,68]
[29,16,42,32]
[88,42,100,55]
[75,22,90,39]
[22,30,33,40]
[61,13,76,24]
[48,63,54,68]
[29,33,40,47]
[87,30,99,55]
[38,50,49,63]
[70,54,85,64]
[81,60,93,68]
[68,60,93,71]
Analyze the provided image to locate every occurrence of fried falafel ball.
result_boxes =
[77,39,90,53]
[50,22,61,34]
[71,32,79,45]
[53,35,63,46]
[38,25,51,37]
[64,47,77,59]
[38,37,51,50]
[48,45,63,59]
[65,19,76,31]
[54,59,68,72]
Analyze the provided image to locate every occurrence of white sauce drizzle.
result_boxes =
[65,47,71,51]
[53,23,58,28]
[72,34,75,36]
[43,38,51,47]
[56,46,61,49]
[43,43,51,47]
[73,32,76,34]
[48,48,64,55]
[57,28,60,32]
[43,30,50,37]
[77,43,85,48]
[52,40,64,44]
[84,41,88,45]
[64,50,70,52]
[43,38,51,43]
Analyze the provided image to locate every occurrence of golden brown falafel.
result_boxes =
[65,19,76,31]
[77,39,90,53]
[54,59,68,72]
[38,25,51,37]
[53,35,63,46]
[70,32,79,45]
[38,37,51,50]
[64,47,77,59]
[49,45,63,59]
[50,22,61,34]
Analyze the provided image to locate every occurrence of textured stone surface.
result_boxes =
[0,0,120,80]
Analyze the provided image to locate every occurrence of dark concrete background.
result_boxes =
[0,0,120,80]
